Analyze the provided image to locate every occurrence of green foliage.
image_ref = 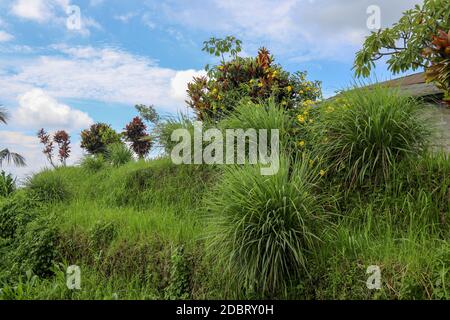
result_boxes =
[188,42,321,121]
[206,157,326,297]
[80,123,122,155]
[27,170,70,203]
[354,0,450,96]
[89,221,118,249]
[312,86,430,189]
[164,246,191,300]
[135,104,160,124]
[106,143,133,167]
[0,171,15,198]
[13,215,59,277]
[156,114,197,156]
[123,117,152,159]
[0,107,25,167]
[202,36,242,65]
[81,154,107,173]
[0,192,39,240]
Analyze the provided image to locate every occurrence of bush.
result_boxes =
[81,155,107,173]
[156,114,197,156]
[80,123,122,155]
[0,192,40,240]
[106,143,133,167]
[0,171,15,197]
[312,86,430,189]
[206,157,326,297]
[13,215,59,277]
[26,170,70,203]
[187,42,322,121]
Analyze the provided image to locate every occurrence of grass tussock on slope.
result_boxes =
[1,87,450,300]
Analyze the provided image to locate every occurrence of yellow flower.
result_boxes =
[218,95,223,101]
[309,119,314,124]
[218,66,224,71]
[287,85,292,93]
[258,82,263,88]
[299,90,304,94]
[298,140,306,148]
[297,115,305,124]
[320,170,326,177]
[272,70,278,78]
[309,160,315,168]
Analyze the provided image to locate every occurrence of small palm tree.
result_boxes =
[0,107,26,167]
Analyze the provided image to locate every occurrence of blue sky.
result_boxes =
[0,0,422,179]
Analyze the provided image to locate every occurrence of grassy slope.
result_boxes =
[1,152,450,300]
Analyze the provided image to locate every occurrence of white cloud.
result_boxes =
[10,0,100,37]
[12,89,93,131]
[153,0,423,62]
[0,30,13,42]
[11,0,52,23]
[0,45,204,112]
[170,69,206,102]
[114,12,138,23]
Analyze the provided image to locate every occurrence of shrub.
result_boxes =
[164,246,191,300]
[13,215,59,277]
[0,191,39,240]
[106,143,133,167]
[26,170,70,203]
[123,117,152,159]
[312,86,430,189]
[187,38,322,121]
[80,123,122,155]
[81,154,107,173]
[156,114,197,156]
[206,157,326,297]
[0,171,15,198]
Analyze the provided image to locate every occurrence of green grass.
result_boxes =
[1,88,450,300]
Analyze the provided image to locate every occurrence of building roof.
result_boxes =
[379,72,443,97]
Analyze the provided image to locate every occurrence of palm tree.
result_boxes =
[0,107,26,167]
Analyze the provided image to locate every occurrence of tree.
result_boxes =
[353,0,450,100]
[54,130,71,166]
[123,117,152,159]
[0,107,25,167]
[37,129,71,167]
[80,123,122,155]
[187,38,322,121]
[135,104,160,125]
[37,129,55,168]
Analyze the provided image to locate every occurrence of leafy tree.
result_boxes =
[37,129,71,167]
[353,0,450,100]
[123,117,152,159]
[135,104,160,125]
[54,130,71,166]
[187,39,322,121]
[37,129,56,168]
[80,123,122,155]
[202,36,242,66]
[0,107,25,167]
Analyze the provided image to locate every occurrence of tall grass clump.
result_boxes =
[206,157,326,297]
[106,143,133,167]
[26,170,70,203]
[314,86,430,188]
[80,155,107,173]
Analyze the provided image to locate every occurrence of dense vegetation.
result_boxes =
[1,31,450,299]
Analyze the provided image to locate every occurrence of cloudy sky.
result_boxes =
[0,0,423,180]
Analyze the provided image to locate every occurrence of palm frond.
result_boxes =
[0,148,26,167]
[0,107,8,124]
